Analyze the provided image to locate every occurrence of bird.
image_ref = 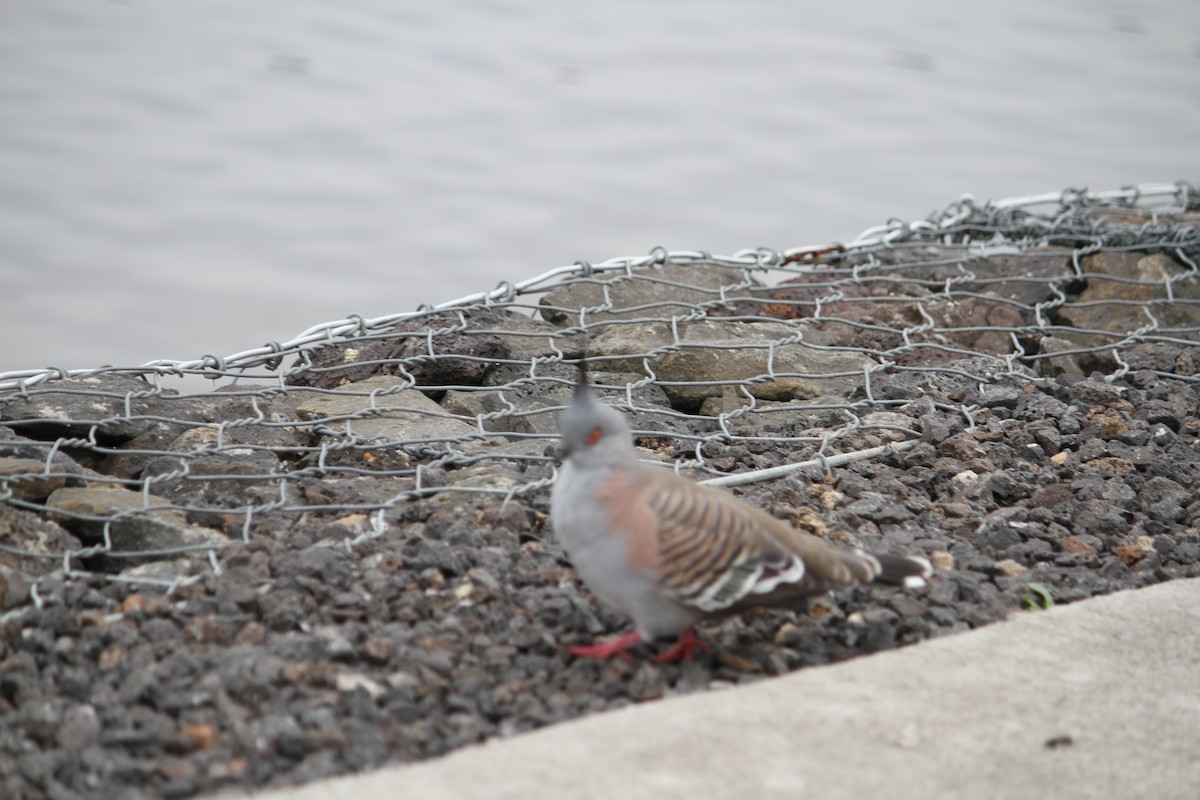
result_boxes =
[550,367,932,664]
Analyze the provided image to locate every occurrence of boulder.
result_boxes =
[589,319,875,410]
[539,263,759,327]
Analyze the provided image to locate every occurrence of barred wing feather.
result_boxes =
[645,480,807,612]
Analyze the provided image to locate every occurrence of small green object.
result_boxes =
[1019,582,1054,611]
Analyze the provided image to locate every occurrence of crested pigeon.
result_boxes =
[550,369,932,663]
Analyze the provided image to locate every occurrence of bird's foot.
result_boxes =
[569,630,644,661]
[652,627,710,664]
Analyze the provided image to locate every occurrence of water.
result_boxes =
[1,0,1197,372]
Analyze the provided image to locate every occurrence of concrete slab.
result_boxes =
[213,578,1200,800]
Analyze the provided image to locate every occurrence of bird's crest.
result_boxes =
[573,360,593,405]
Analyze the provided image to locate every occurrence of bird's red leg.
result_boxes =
[569,630,644,661]
[653,626,710,664]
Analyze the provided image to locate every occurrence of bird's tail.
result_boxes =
[872,553,933,589]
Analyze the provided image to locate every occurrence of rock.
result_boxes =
[1112,535,1156,565]
[916,411,956,443]
[1140,476,1190,524]
[56,704,101,750]
[0,563,30,609]
[1136,398,1190,432]
[44,487,227,553]
[1036,336,1085,378]
[0,430,87,499]
[0,374,166,441]
[0,457,72,502]
[1071,380,1126,407]
[741,249,1071,367]
[928,550,955,571]
[294,376,479,445]
[1029,425,1062,455]
[889,247,1073,307]
[965,385,1022,410]
[843,492,912,524]
[992,559,1029,577]
[287,310,511,390]
[0,503,82,576]
[1014,390,1069,422]
[841,412,918,447]
[1060,536,1099,556]
[1100,480,1136,506]
[335,672,385,699]
[1072,500,1130,539]
[141,450,286,512]
[1030,484,1074,509]
[462,312,588,362]
[97,390,308,479]
[589,319,874,410]
[539,262,758,327]
[1059,252,1200,344]
[951,469,981,487]
[445,365,678,439]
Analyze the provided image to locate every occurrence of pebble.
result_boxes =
[992,559,1030,577]
[1112,536,1157,566]
[929,550,955,571]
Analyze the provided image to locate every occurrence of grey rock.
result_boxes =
[0,429,87,498]
[1136,398,1190,432]
[1073,500,1131,539]
[443,388,562,438]
[464,312,589,362]
[1029,425,1062,454]
[590,319,874,410]
[1059,252,1200,342]
[140,450,287,512]
[1071,380,1126,407]
[966,385,1022,410]
[57,704,102,750]
[0,374,165,441]
[95,390,306,480]
[890,247,1074,307]
[917,412,955,443]
[0,503,82,576]
[286,312,508,390]
[445,366,676,439]
[44,486,227,553]
[1140,476,1190,524]
[283,309,588,392]
[295,376,480,445]
[1100,480,1137,506]
[1036,336,1085,378]
[539,262,759,327]
[0,456,72,502]
[844,492,913,524]
[0,564,29,609]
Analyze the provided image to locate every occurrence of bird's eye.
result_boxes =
[586,427,603,445]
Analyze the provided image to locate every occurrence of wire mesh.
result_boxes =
[1,181,1197,597]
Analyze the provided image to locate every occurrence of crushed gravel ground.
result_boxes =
[4,362,1199,799]
[3,225,1200,799]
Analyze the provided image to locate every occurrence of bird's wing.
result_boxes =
[639,471,880,613]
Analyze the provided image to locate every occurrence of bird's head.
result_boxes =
[557,364,635,467]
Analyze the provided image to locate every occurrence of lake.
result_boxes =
[1,0,1197,371]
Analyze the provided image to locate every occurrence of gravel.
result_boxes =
[3,236,1200,799]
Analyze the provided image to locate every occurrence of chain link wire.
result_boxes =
[1,182,1197,596]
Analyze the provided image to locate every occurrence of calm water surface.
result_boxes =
[1,0,1197,370]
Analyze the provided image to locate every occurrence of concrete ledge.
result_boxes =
[215,578,1200,800]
